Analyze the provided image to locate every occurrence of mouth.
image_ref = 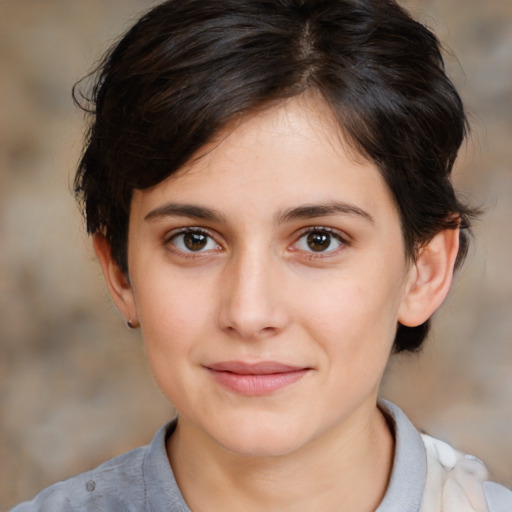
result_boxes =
[204,361,311,396]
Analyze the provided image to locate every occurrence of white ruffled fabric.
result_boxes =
[420,434,511,512]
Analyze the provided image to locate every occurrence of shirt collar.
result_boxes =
[376,399,427,512]
[143,418,191,511]
[142,400,426,511]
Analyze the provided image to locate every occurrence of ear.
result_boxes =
[398,228,460,327]
[93,234,139,327]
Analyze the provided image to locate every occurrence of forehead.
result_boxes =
[177,96,361,180]
[131,96,399,227]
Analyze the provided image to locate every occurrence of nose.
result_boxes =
[216,247,290,341]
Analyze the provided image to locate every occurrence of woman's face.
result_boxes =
[124,97,414,456]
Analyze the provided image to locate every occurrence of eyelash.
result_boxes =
[164,226,349,259]
[292,226,348,258]
[165,227,222,257]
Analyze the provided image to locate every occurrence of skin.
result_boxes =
[94,95,459,511]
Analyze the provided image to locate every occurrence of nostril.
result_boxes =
[222,322,280,340]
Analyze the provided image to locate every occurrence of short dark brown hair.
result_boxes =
[74,0,477,352]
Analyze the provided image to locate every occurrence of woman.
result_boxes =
[12,0,512,510]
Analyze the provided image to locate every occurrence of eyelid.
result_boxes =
[164,226,211,242]
[295,225,349,242]
[164,226,223,254]
[290,225,350,255]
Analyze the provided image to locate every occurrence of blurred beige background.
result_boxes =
[0,0,511,508]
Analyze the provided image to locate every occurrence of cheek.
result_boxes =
[296,272,402,360]
[133,271,214,355]
[133,275,213,408]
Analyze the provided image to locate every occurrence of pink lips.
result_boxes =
[205,361,310,396]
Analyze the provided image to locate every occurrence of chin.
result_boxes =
[220,436,304,458]
[210,417,308,458]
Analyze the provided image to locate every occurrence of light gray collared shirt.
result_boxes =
[11,401,512,511]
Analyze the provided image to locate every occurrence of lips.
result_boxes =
[205,361,310,396]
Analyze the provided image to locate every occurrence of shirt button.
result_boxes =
[86,480,96,492]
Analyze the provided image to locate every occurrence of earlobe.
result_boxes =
[92,234,138,326]
[398,228,460,327]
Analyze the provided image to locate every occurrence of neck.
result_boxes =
[167,402,394,512]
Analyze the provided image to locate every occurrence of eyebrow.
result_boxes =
[276,202,374,225]
[144,200,374,225]
[144,202,226,223]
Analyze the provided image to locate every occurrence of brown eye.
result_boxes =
[183,232,208,251]
[307,232,331,252]
[295,228,343,254]
[170,230,219,253]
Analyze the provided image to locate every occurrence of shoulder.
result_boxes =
[11,420,188,512]
[421,433,512,512]
[10,445,149,512]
